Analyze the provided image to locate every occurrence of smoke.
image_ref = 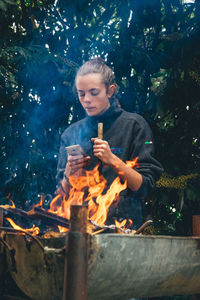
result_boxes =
[0,0,195,208]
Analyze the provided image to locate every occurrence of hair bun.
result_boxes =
[91,57,106,65]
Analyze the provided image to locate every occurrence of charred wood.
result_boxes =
[0,206,70,229]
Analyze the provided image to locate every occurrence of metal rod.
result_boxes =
[63,205,88,300]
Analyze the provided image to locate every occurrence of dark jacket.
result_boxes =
[56,102,163,228]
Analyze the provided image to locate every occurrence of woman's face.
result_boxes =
[76,73,114,116]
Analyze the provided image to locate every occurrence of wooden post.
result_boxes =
[63,205,88,300]
[192,215,200,237]
[0,208,3,227]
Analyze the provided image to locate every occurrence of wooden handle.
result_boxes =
[98,123,103,139]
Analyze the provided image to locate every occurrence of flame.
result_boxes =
[34,195,43,207]
[10,200,15,208]
[115,219,128,228]
[5,157,139,235]
[49,158,138,231]
[6,218,40,235]
[115,218,133,229]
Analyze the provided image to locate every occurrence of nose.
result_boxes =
[83,93,91,103]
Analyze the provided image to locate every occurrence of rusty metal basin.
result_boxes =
[4,233,200,300]
[0,241,5,294]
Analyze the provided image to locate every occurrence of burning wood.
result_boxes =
[28,207,70,228]
[90,219,153,235]
[0,202,152,236]
[0,205,70,231]
[0,157,143,236]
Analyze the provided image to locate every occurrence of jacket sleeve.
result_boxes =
[130,115,163,198]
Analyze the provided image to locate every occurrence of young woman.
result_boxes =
[56,58,163,229]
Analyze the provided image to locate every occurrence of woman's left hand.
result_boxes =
[91,138,114,165]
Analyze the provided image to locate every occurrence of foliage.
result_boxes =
[156,173,199,189]
[0,0,200,236]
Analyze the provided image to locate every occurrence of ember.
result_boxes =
[1,158,139,235]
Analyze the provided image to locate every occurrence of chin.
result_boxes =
[86,109,99,116]
[87,112,98,116]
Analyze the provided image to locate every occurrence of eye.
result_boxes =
[91,90,99,96]
[78,92,85,98]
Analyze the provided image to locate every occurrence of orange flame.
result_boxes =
[34,195,43,208]
[115,219,128,228]
[10,200,15,208]
[5,157,139,235]
[115,218,133,229]
[49,158,138,231]
[6,218,40,235]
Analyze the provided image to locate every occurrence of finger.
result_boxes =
[70,164,84,171]
[93,144,107,151]
[69,156,90,165]
[69,160,85,168]
[93,149,104,156]
[91,138,107,145]
[68,154,84,162]
[69,157,91,169]
[93,149,104,155]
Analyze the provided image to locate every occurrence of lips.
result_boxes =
[85,107,95,111]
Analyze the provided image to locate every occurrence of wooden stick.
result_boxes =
[0,206,69,228]
[98,122,103,139]
[28,207,70,228]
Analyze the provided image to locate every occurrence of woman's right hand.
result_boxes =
[64,154,91,178]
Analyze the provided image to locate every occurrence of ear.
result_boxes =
[107,84,116,98]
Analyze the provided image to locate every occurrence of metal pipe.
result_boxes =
[63,205,88,300]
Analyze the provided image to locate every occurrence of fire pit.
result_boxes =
[1,162,200,299]
[5,232,65,300]
[3,231,200,300]
[0,241,4,294]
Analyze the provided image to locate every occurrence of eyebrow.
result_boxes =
[77,88,99,92]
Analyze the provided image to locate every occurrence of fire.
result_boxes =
[49,158,138,231]
[10,200,15,208]
[6,218,40,235]
[4,157,139,235]
[115,219,133,229]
